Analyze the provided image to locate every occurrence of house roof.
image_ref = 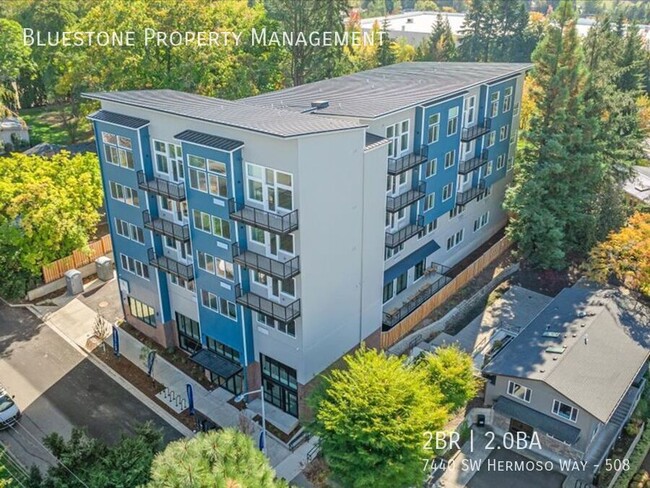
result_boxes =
[484,284,649,423]
[242,62,532,119]
[174,129,244,152]
[83,90,365,138]
[88,109,149,129]
[364,132,388,150]
[624,166,650,203]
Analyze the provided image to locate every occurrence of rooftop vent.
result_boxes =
[546,346,565,354]
[311,100,329,109]
[577,311,587,318]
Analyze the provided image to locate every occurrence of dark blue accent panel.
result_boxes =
[383,238,440,284]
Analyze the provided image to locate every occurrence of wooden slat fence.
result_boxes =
[42,234,113,283]
[380,236,512,349]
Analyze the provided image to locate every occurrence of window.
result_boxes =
[385,243,404,260]
[449,205,465,219]
[427,114,440,144]
[400,120,409,152]
[507,381,531,403]
[510,128,517,144]
[382,281,394,303]
[159,195,173,212]
[485,161,493,177]
[446,229,464,250]
[503,87,513,113]
[552,400,578,422]
[219,297,237,320]
[109,181,139,207]
[395,272,408,294]
[386,121,409,158]
[414,260,426,281]
[447,106,459,136]
[252,270,268,286]
[425,159,437,178]
[473,211,490,232]
[423,193,435,212]
[442,183,453,201]
[444,150,456,169]
[281,277,295,297]
[418,219,438,238]
[197,251,215,274]
[120,254,149,279]
[250,227,265,245]
[193,210,212,233]
[216,258,234,281]
[115,218,144,244]
[154,140,169,174]
[212,216,231,240]
[207,337,241,363]
[497,154,505,170]
[513,101,520,116]
[464,95,477,125]
[197,251,234,281]
[128,297,155,326]
[490,91,500,118]
[246,163,293,212]
[500,125,509,141]
[487,131,496,148]
[102,132,134,169]
[175,312,201,352]
[188,155,228,198]
[261,355,298,417]
[279,234,294,254]
[507,155,514,171]
[170,274,195,292]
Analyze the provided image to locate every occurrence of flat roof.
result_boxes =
[83,89,365,138]
[243,62,531,118]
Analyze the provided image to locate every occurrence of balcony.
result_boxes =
[147,248,194,281]
[387,148,428,175]
[143,211,190,242]
[228,199,298,235]
[235,284,300,323]
[137,171,186,201]
[232,244,300,280]
[385,215,424,249]
[386,181,426,213]
[383,263,452,329]
[461,119,491,142]
[458,149,489,175]
[456,180,487,206]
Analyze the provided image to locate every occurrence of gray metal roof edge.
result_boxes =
[82,92,367,139]
[86,109,150,129]
[173,129,244,152]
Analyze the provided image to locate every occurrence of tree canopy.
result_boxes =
[308,346,448,488]
[146,428,287,488]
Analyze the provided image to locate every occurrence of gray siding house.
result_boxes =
[483,285,649,480]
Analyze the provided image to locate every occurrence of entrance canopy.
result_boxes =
[190,349,242,379]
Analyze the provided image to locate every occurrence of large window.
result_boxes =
[102,132,134,169]
[188,155,228,198]
[386,120,409,158]
[193,209,212,233]
[503,87,513,113]
[490,91,500,118]
[261,355,298,417]
[120,254,149,280]
[427,114,440,144]
[201,290,237,321]
[414,259,426,281]
[425,159,437,178]
[446,229,464,250]
[444,150,456,169]
[382,281,394,303]
[447,106,459,136]
[206,337,242,395]
[423,193,435,212]
[109,181,139,207]
[153,140,183,181]
[246,163,293,212]
[507,381,531,403]
[500,125,509,141]
[463,95,477,125]
[115,218,144,244]
[197,251,234,281]
[473,211,490,232]
[128,297,155,326]
[395,272,408,295]
[256,312,296,337]
[552,400,578,422]
[175,312,201,352]
[442,183,453,201]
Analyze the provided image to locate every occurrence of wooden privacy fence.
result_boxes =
[380,236,512,349]
[42,235,113,283]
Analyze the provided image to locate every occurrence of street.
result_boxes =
[0,303,182,472]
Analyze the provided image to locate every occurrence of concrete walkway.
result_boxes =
[28,276,311,481]
[435,426,493,488]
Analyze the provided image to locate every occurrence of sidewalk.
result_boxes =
[29,276,314,481]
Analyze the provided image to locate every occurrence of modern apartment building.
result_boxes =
[85,62,529,422]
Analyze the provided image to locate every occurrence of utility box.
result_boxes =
[95,256,113,282]
[64,269,83,295]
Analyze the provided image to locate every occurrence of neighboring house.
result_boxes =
[84,61,528,423]
[624,165,650,205]
[483,285,649,481]
[0,117,29,151]
[22,141,96,157]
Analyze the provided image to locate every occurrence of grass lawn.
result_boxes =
[20,104,93,146]
[0,446,28,486]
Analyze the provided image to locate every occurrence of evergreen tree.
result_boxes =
[458,0,489,61]
[376,18,396,66]
[505,0,600,269]
[492,0,529,62]
[423,13,457,61]
[309,0,351,82]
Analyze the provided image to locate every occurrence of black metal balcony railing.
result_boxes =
[386,181,427,213]
[228,199,298,235]
[137,171,186,201]
[456,180,487,206]
[458,149,489,175]
[461,119,491,142]
[143,211,190,242]
[387,147,428,175]
[385,215,424,249]
[147,248,194,281]
[235,284,301,323]
[232,244,300,280]
[383,273,453,329]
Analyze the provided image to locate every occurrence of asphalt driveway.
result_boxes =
[0,303,182,471]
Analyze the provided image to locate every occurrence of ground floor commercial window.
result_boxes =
[206,337,243,395]
[261,354,298,417]
[128,297,156,326]
[175,312,201,352]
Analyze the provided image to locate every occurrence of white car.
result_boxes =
[0,390,21,429]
